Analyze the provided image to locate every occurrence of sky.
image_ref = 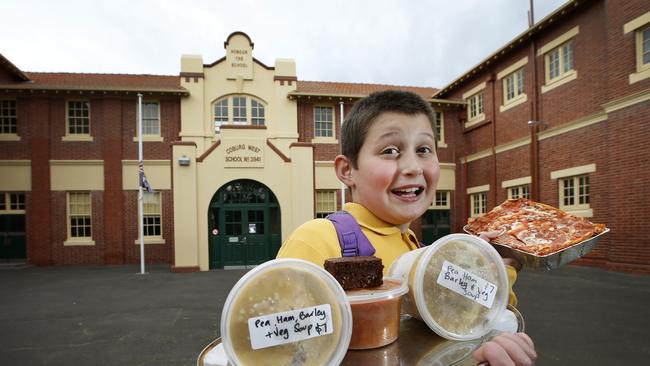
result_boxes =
[2,0,568,88]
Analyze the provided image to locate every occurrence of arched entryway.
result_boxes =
[208,179,281,269]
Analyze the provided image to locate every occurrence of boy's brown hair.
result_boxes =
[341,90,437,168]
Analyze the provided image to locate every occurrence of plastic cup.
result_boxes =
[221,259,352,366]
[388,234,509,341]
[345,277,409,350]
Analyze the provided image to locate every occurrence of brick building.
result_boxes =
[0,0,648,272]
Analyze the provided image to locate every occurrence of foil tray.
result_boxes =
[463,226,610,270]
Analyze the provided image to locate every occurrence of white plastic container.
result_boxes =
[388,234,509,341]
[345,277,408,349]
[221,259,352,366]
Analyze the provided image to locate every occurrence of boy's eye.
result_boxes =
[381,147,399,156]
[418,146,433,154]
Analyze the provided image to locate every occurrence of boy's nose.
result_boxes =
[400,155,423,176]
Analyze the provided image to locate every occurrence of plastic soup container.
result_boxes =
[221,259,352,366]
[345,277,408,349]
[388,234,509,341]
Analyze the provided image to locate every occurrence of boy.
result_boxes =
[277,90,536,365]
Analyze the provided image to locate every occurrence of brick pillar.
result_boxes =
[102,98,125,264]
[28,98,52,265]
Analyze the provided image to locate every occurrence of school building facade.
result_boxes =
[1,0,649,273]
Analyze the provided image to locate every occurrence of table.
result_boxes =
[198,307,523,366]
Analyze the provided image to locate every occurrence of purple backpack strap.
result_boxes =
[326,211,376,257]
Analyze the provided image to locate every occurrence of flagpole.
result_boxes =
[138,93,146,274]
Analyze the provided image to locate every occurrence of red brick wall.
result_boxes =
[1,93,180,266]
[445,0,650,272]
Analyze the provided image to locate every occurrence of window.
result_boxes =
[504,68,525,103]
[0,192,25,213]
[467,92,484,121]
[143,192,162,238]
[540,26,579,93]
[470,192,487,217]
[232,96,247,123]
[434,111,444,145]
[315,190,336,218]
[251,99,265,125]
[432,191,450,209]
[141,102,160,136]
[508,185,530,199]
[314,106,334,138]
[0,100,17,134]
[628,21,650,84]
[67,192,92,239]
[546,41,573,82]
[212,95,265,133]
[67,101,90,135]
[560,175,589,209]
[642,25,650,67]
[551,163,595,217]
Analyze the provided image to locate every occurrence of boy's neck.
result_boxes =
[396,223,410,233]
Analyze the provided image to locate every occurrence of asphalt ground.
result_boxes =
[0,263,648,365]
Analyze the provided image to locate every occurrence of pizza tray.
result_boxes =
[462,226,610,270]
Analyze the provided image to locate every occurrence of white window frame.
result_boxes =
[434,110,447,147]
[65,191,95,246]
[550,164,595,217]
[507,185,530,199]
[315,190,336,218]
[462,82,486,128]
[133,101,163,142]
[212,95,266,134]
[135,191,165,244]
[502,176,532,200]
[540,26,579,94]
[431,191,450,210]
[63,100,93,141]
[624,11,650,84]
[0,192,25,214]
[467,184,489,218]
[312,105,337,143]
[0,99,19,140]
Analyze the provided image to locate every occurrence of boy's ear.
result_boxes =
[334,155,355,187]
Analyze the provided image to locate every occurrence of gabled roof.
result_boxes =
[0,53,31,82]
[291,80,438,100]
[434,0,589,98]
[0,71,187,95]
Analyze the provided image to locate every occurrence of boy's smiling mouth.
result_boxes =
[391,186,424,198]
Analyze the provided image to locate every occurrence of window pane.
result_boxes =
[434,111,442,143]
[562,42,573,71]
[316,190,336,217]
[68,101,90,135]
[314,106,333,137]
[563,179,574,206]
[643,27,650,64]
[0,100,17,134]
[251,99,265,125]
[69,192,91,238]
[549,49,560,79]
[233,97,247,123]
[579,175,590,205]
[142,102,160,136]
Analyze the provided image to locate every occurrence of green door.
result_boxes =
[209,180,281,269]
[0,214,26,260]
[421,209,451,246]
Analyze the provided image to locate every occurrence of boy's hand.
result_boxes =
[478,231,523,272]
[473,332,537,366]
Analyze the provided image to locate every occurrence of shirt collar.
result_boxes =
[343,203,402,236]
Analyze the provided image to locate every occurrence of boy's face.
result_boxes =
[348,112,440,225]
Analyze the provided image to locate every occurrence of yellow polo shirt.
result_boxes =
[277,202,518,306]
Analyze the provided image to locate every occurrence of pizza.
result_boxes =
[465,198,606,256]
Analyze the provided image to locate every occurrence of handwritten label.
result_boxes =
[436,260,497,309]
[247,304,333,350]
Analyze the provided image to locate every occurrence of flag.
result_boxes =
[138,162,154,193]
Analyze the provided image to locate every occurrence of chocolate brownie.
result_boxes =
[324,256,384,290]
